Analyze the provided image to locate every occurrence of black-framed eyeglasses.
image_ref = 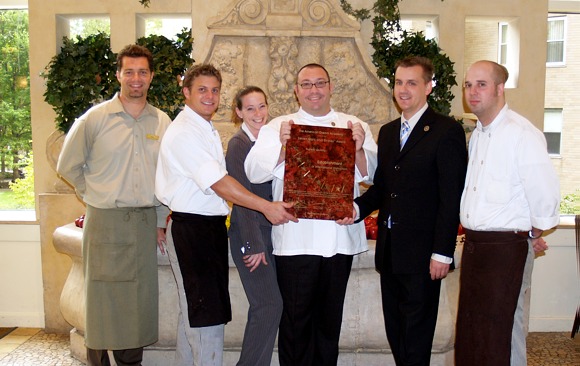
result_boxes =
[298,80,330,89]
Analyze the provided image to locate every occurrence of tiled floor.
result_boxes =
[0,328,578,365]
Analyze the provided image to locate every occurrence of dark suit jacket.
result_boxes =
[356,106,467,274]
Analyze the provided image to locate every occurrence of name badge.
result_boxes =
[146,134,159,140]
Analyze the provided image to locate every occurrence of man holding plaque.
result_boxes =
[355,56,467,365]
[245,63,378,366]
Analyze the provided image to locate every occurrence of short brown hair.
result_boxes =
[116,44,153,72]
[395,56,434,84]
[182,63,222,90]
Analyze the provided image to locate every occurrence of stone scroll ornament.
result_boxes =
[283,124,355,220]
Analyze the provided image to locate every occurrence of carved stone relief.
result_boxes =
[202,0,396,143]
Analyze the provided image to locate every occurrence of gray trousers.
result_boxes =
[166,220,225,366]
[510,240,534,366]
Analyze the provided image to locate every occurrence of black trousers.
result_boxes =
[380,271,441,366]
[275,254,353,366]
[87,347,143,366]
[380,230,442,366]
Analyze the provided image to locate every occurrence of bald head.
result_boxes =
[464,60,508,126]
[470,60,509,86]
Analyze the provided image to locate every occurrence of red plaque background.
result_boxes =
[283,124,355,220]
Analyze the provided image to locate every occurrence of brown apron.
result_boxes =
[455,229,528,366]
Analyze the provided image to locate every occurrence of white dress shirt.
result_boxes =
[460,105,560,232]
[155,105,230,216]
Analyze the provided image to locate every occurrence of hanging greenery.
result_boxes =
[341,0,457,116]
[137,28,194,120]
[139,0,151,7]
[42,29,193,133]
[42,33,117,133]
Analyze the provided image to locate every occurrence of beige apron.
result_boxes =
[83,205,158,350]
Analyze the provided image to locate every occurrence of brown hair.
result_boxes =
[395,56,434,84]
[232,86,268,125]
[182,63,222,90]
[116,44,153,72]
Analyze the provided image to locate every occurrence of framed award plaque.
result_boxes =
[283,124,355,220]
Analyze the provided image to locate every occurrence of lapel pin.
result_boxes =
[424,126,430,132]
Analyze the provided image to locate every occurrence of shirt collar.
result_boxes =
[241,123,256,142]
[110,92,157,118]
[183,105,216,132]
[296,107,337,125]
[476,104,509,133]
[401,102,429,131]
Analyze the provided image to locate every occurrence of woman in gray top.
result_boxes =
[225,86,282,366]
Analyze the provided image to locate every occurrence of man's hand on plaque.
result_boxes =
[278,120,294,165]
[280,120,294,146]
[348,120,365,151]
[336,206,357,226]
[265,201,298,225]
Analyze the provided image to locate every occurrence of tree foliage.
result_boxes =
[0,10,32,178]
[9,151,34,209]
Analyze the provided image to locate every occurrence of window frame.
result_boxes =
[546,16,567,67]
[543,108,563,156]
[498,22,509,66]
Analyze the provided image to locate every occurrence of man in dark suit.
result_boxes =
[355,56,467,365]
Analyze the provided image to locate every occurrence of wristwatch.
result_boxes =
[528,230,542,239]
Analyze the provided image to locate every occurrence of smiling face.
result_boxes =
[183,75,221,121]
[464,61,505,126]
[116,56,153,102]
[393,65,432,119]
[236,91,268,139]
[294,65,333,117]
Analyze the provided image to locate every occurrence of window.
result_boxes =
[55,15,111,52]
[498,22,508,65]
[464,17,520,88]
[400,15,439,42]
[547,16,566,66]
[136,14,191,40]
[0,8,34,218]
[69,17,110,38]
[544,109,562,155]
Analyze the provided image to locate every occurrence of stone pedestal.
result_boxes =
[53,223,462,365]
[39,193,86,333]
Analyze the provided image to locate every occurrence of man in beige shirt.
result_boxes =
[57,44,170,366]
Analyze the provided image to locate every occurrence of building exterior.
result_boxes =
[545,8,580,196]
